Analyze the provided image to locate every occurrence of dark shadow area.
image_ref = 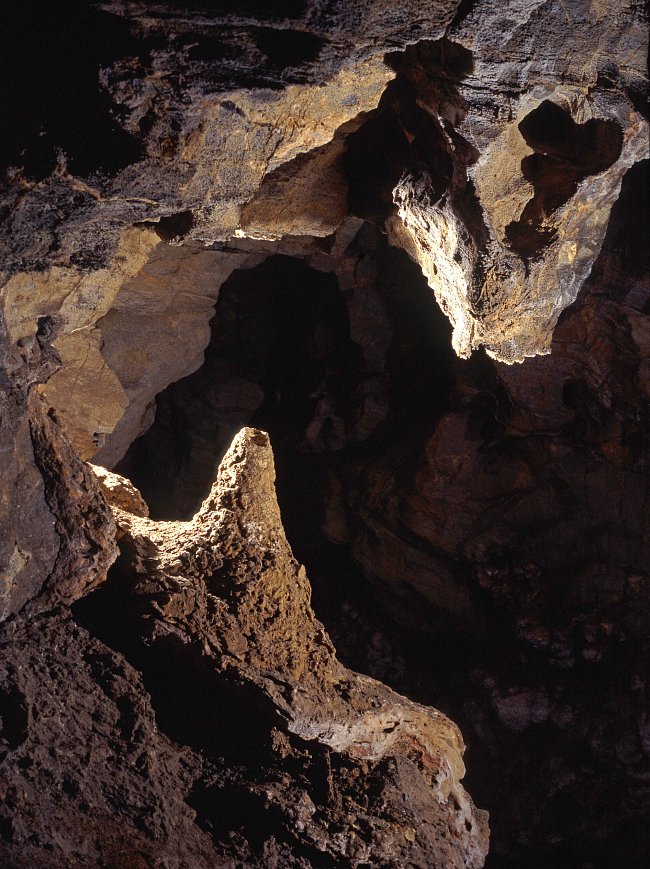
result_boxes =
[253,27,326,69]
[151,0,308,18]
[343,38,477,226]
[342,107,411,223]
[449,0,480,31]
[0,684,29,761]
[0,2,144,180]
[118,253,361,519]
[174,20,325,87]
[583,157,650,311]
[152,210,195,242]
[506,100,624,261]
[73,564,276,769]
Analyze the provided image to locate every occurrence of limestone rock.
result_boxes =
[1,1,648,864]
[110,427,489,867]
[89,463,150,519]
[0,310,117,621]
[24,394,119,613]
[0,611,221,869]
[1,0,646,466]
[387,0,649,361]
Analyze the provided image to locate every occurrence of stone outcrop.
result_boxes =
[389,0,648,361]
[116,156,650,863]
[0,611,221,869]
[0,420,489,868]
[1,0,646,459]
[0,313,117,621]
[105,427,489,867]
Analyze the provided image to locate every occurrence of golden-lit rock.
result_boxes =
[109,427,489,868]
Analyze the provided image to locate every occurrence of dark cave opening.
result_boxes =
[118,227,456,523]
[252,27,327,70]
[118,252,360,519]
[152,210,195,242]
[505,100,624,262]
[0,2,144,181]
[91,154,649,868]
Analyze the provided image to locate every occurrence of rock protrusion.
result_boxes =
[108,427,489,868]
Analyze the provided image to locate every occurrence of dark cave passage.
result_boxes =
[118,226,456,523]
[110,158,650,867]
[118,253,360,520]
[1,1,647,866]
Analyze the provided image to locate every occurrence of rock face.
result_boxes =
[100,427,488,866]
[0,423,488,868]
[0,612,220,869]
[390,2,648,361]
[1,0,649,866]
[0,315,117,621]
[1,0,647,457]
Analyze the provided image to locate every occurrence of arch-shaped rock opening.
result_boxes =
[117,230,455,522]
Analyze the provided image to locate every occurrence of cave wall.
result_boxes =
[0,1,649,867]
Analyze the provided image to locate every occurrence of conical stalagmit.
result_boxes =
[106,427,489,868]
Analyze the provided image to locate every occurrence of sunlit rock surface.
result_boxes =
[101,427,489,867]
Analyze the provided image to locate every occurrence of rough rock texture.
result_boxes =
[118,158,650,864]
[90,463,150,518]
[0,426,488,868]
[107,427,488,866]
[0,318,61,620]
[390,0,648,361]
[0,309,117,620]
[1,0,646,459]
[0,612,221,869]
[1,1,649,866]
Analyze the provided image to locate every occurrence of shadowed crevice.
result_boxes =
[0,2,144,180]
[505,100,623,262]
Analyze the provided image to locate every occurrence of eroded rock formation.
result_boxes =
[1,0,649,866]
[0,425,488,867]
[102,427,488,865]
[1,0,647,459]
